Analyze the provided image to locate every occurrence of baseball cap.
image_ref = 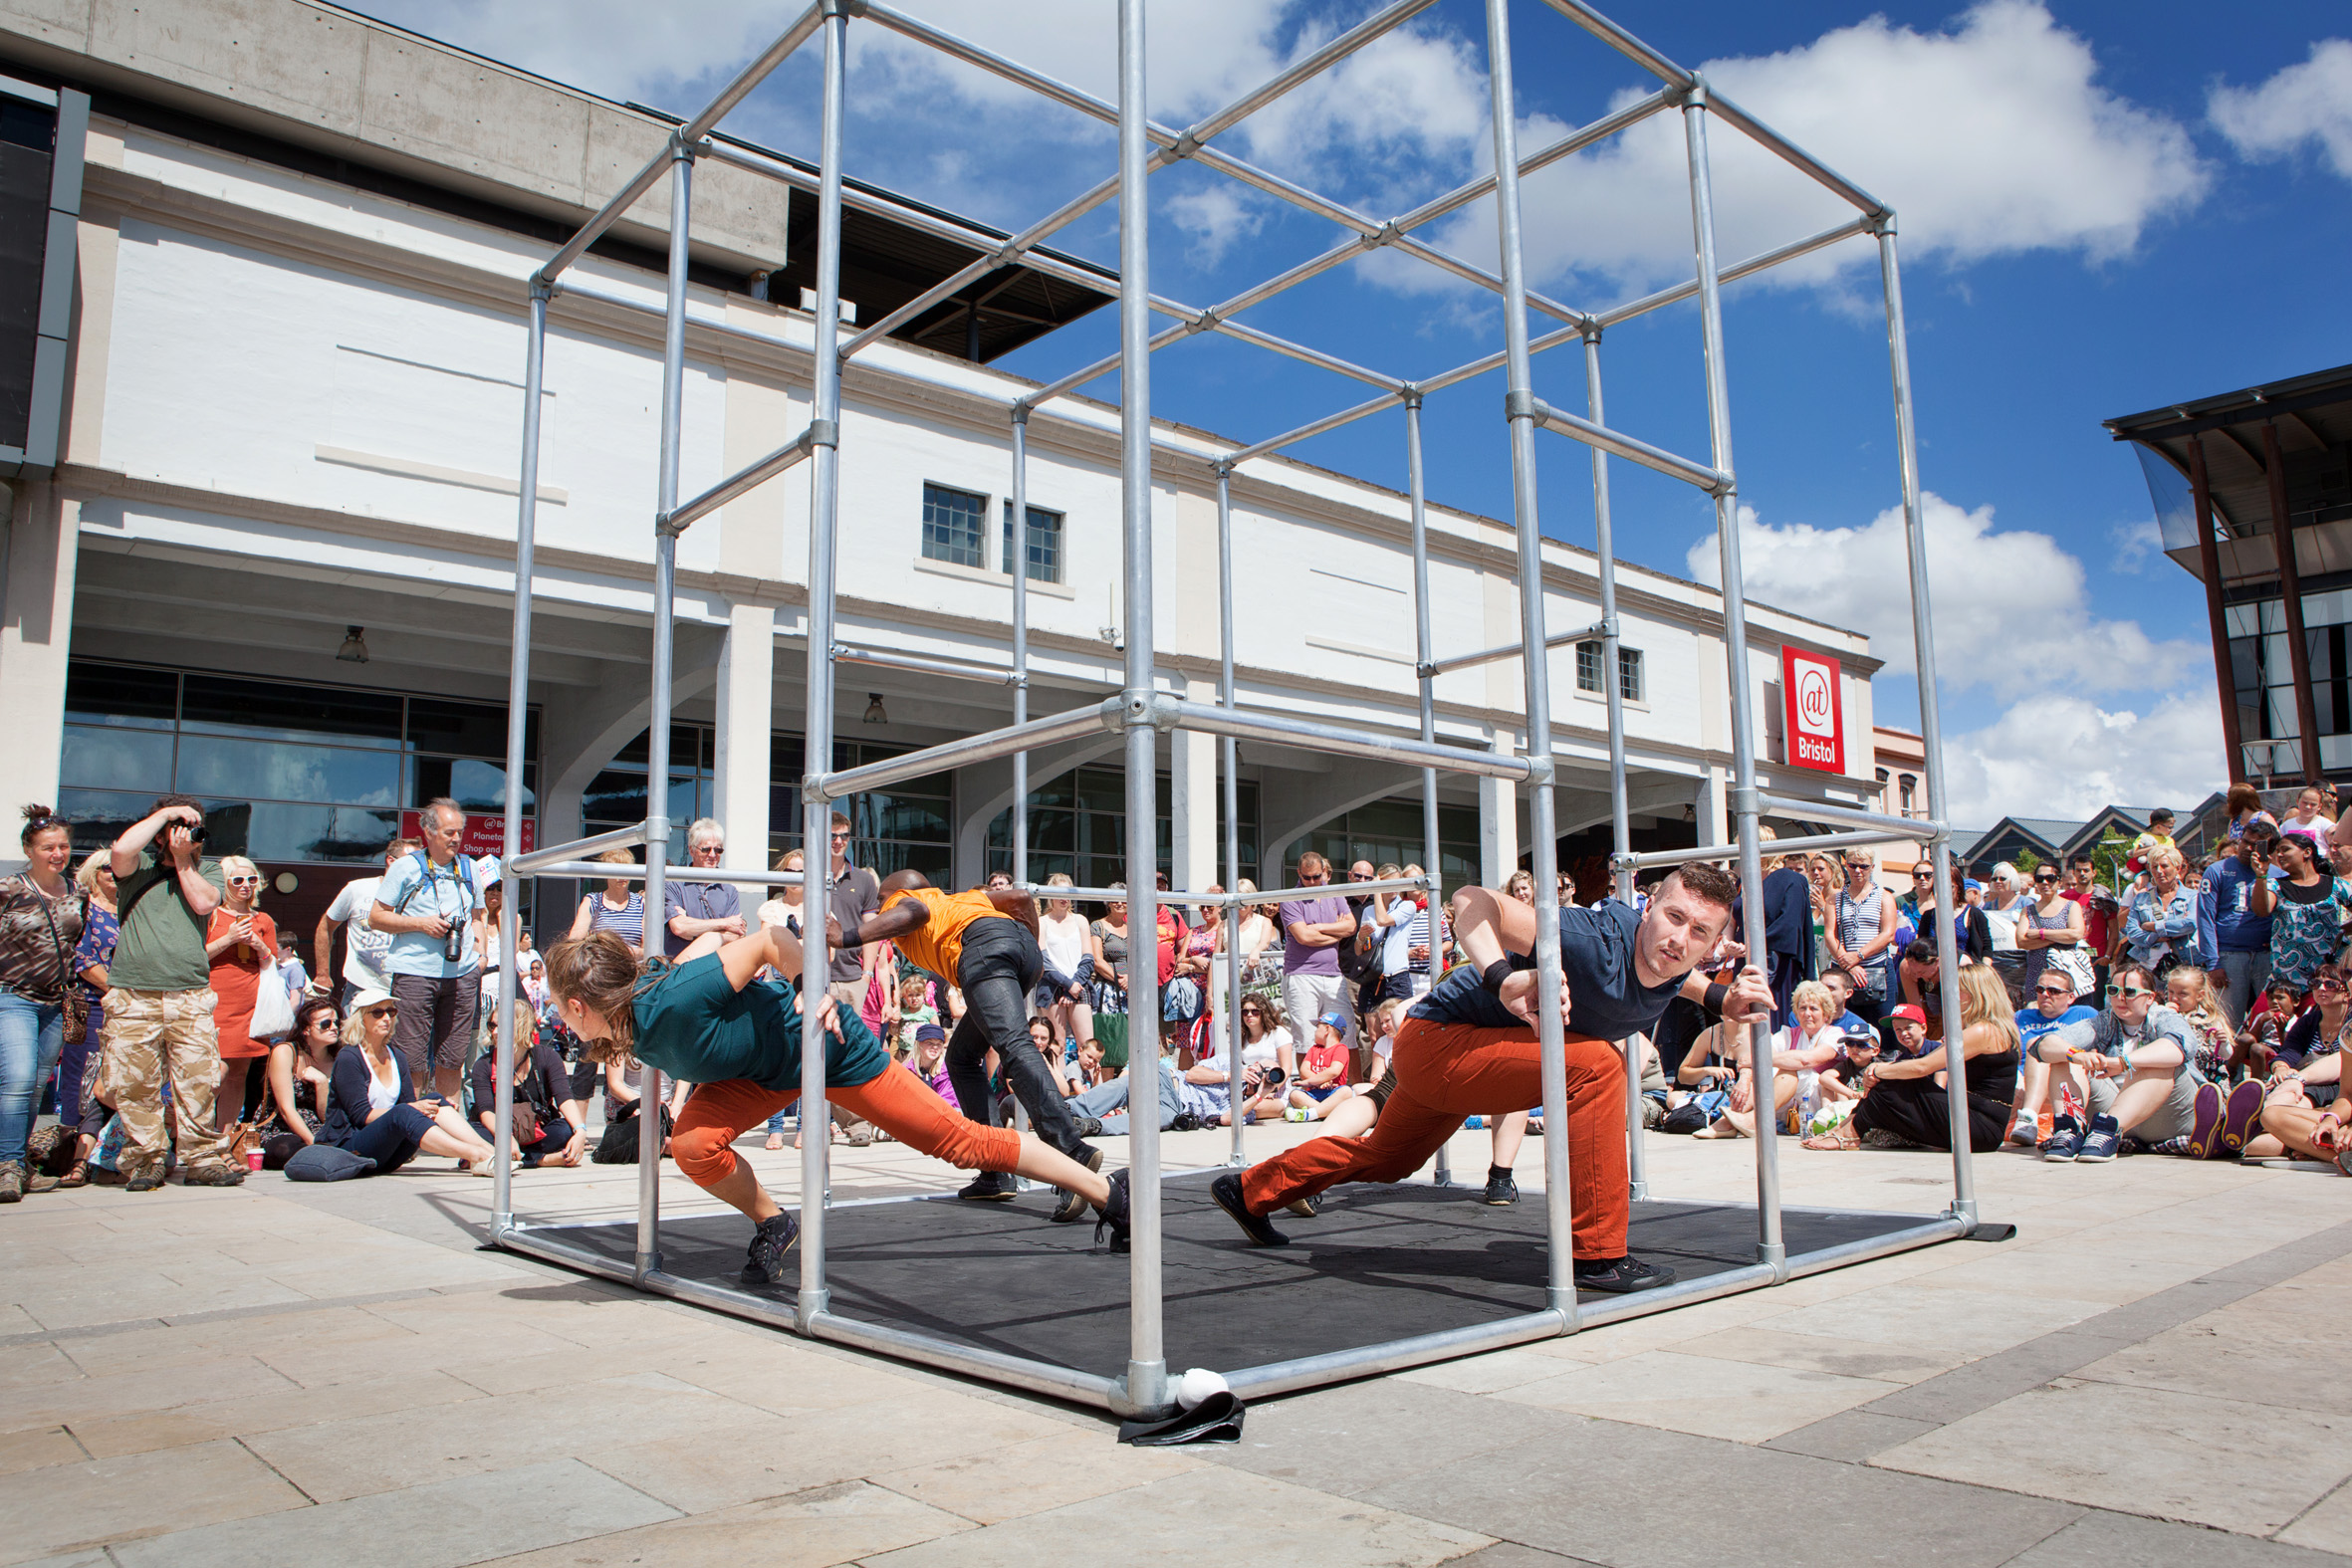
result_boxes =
[915,1022,947,1043]
[1316,1011,1348,1029]
[1963,878,1983,892]
[1888,1004,1926,1027]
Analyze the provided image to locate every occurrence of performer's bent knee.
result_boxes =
[671,1122,741,1187]
[835,1065,1023,1173]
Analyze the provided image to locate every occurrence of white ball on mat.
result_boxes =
[1175,1368,1229,1410]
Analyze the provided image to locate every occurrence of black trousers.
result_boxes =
[1851,1078,2007,1152]
[1768,951,1805,1029]
[945,919,1086,1159]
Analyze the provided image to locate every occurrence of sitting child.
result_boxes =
[909,1022,956,1110]
[1286,1011,1356,1121]
[2241,981,2301,1074]
[891,975,940,1062]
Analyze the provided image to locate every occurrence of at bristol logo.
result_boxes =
[1795,666,1834,737]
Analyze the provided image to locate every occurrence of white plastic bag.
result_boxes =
[248,959,299,1040]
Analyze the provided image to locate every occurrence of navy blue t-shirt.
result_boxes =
[2205,855,2272,952]
[1410,901,1684,1042]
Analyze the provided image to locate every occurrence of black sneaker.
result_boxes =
[743,1211,800,1285]
[958,1173,1018,1202]
[1574,1254,1676,1293]
[1209,1171,1289,1247]
[1483,1173,1520,1206]
[1094,1167,1133,1252]
[1053,1144,1106,1224]
[1072,1114,1106,1139]
[2041,1114,2084,1163]
[181,1164,245,1187]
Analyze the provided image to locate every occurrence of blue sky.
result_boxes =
[364,0,2352,826]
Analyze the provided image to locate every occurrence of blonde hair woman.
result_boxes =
[1036,872,1095,1053]
[204,853,282,1133]
[1804,963,2020,1152]
[568,848,644,957]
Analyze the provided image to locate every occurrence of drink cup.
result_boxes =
[245,1148,265,1172]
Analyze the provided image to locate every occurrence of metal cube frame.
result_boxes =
[483,0,1983,1420]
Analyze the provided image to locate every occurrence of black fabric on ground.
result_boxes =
[541,1181,1930,1378]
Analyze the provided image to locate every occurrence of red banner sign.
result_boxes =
[398,811,535,860]
[1780,646,1845,775]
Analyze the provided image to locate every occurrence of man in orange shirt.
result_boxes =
[839,870,1101,1217]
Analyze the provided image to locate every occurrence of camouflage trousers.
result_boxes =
[100,987,227,1177]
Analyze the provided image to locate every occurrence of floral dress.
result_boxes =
[2267,876,2352,993]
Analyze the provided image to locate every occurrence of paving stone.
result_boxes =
[1448,1546,1607,1568]
[473,1479,969,1568]
[872,1424,1201,1525]
[2277,1477,2352,1555]
[859,1464,1489,1568]
[1763,1409,1940,1463]
[0,1437,310,1565]
[1858,1328,2137,1425]
[1672,1326,1968,1385]
[2003,1507,2350,1566]
[1872,1381,2352,1536]
[0,1425,82,1476]
[1357,1415,2082,1568]
[1201,1375,1582,1496]
[110,1456,676,1568]
[1493,1349,1891,1444]
[1747,1282,2111,1362]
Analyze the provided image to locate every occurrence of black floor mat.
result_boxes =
[530,1178,1934,1378]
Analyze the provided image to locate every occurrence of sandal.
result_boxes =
[58,1160,88,1189]
[1802,1125,1861,1151]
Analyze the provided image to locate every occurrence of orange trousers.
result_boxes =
[1239,1016,1631,1259]
[671,1063,1024,1190]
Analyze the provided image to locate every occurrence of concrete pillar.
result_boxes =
[1169,678,1217,894]
[1697,764,1729,847]
[1479,727,1519,886]
[713,600,776,874]
[0,480,79,856]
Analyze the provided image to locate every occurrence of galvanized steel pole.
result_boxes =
[799,0,852,1327]
[1218,463,1247,1168]
[1484,0,1577,1324]
[1116,0,1168,1418]
[1011,409,1031,886]
[1877,221,1975,1222]
[493,286,549,1235]
[1683,86,1782,1276]
[1405,392,1450,1186]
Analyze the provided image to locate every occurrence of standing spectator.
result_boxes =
[1090,886,1131,1065]
[0,806,85,1200]
[1804,854,1839,980]
[470,872,506,1055]
[1036,873,1094,1053]
[58,848,118,1165]
[568,849,644,955]
[1981,864,2030,1005]
[2283,784,2335,840]
[370,798,485,1102]
[1281,852,1358,1048]
[664,818,745,959]
[316,838,416,1009]
[1340,857,1382,1018]
[755,849,807,939]
[2126,808,2178,874]
[1368,867,1436,1004]
[2223,784,2277,845]
[1826,853,1897,1026]
[104,794,236,1190]
[820,810,883,1013]
[2123,848,2198,976]
[1917,862,1991,964]
[2204,822,2277,1026]
[2014,864,2088,1000]
[1761,839,1814,1028]
[2266,828,2350,999]
[1897,863,1932,926]
[2061,853,2114,999]
[203,854,281,1134]
[1230,880,1281,995]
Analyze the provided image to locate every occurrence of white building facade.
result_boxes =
[0,0,1879,938]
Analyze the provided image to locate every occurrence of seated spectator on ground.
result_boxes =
[910,1023,957,1110]
[1684,1009,1795,1141]
[2245,1044,2349,1171]
[471,999,587,1167]
[2271,964,2351,1075]
[323,989,500,1176]
[1068,1034,1107,1092]
[1287,1011,1355,1121]
[1814,1017,1891,1107]
[1029,1015,1070,1097]
[1806,965,2019,1153]
[2241,980,2302,1074]
[1359,997,1405,1087]
[2028,962,2205,1162]
[888,974,938,1062]
[256,995,342,1168]
[1231,997,1295,1122]
[2006,968,2101,1146]
[2165,966,2239,1082]
[1817,968,1870,1035]
[1064,1045,1196,1136]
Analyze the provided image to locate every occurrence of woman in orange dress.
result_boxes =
[205,854,281,1133]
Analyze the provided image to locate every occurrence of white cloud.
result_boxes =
[1939,691,2224,828]
[1684,492,2205,698]
[2211,40,2352,181]
[1384,0,2209,306]
[365,1,783,105]
[2108,519,2163,573]
[1166,185,1261,266]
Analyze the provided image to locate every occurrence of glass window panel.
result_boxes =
[1030,807,1076,853]
[321,807,400,862]
[65,661,176,728]
[1575,640,1603,694]
[771,731,806,783]
[447,759,536,813]
[175,735,399,806]
[1004,504,1064,583]
[406,697,537,763]
[61,725,173,792]
[1075,768,1125,812]
[57,788,152,853]
[1618,648,1645,703]
[180,674,403,749]
[224,803,346,863]
[922,482,987,568]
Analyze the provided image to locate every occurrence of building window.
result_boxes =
[1302,799,1481,896]
[1899,774,1918,817]
[920,482,986,569]
[987,765,1205,889]
[1003,504,1063,584]
[57,659,538,866]
[1576,641,1644,702]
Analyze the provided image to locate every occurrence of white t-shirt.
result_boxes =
[326,873,392,992]
[1983,896,2025,954]
[756,899,806,935]
[1240,1023,1293,1072]
[1039,911,1090,982]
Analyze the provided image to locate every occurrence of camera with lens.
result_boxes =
[444,910,466,963]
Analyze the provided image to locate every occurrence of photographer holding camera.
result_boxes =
[104,793,240,1190]
[369,798,484,1102]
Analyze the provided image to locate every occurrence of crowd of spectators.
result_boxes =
[9,776,2349,1202]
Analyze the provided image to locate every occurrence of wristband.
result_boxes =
[2117,1042,2134,1070]
[1481,959,1516,993]
[831,930,863,952]
[1703,982,1729,1020]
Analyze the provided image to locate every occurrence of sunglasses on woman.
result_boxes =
[2105,984,2152,1000]
[226,876,260,888]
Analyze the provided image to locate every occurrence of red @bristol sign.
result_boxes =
[1781,646,1845,775]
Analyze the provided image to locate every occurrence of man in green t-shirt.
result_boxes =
[104,793,238,1190]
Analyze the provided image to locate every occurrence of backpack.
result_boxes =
[591,1099,673,1164]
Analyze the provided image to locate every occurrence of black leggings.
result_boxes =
[1851,1079,2007,1152]
[946,919,1086,1159]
